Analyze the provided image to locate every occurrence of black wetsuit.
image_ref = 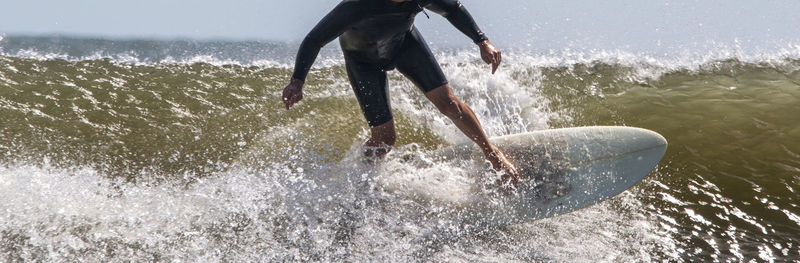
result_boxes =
[291,0,488,127]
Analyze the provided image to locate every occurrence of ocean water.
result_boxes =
[1,35,800,262]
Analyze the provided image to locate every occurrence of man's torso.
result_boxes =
[339,0,427,63]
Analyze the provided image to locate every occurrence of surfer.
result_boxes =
[282,0,520,187]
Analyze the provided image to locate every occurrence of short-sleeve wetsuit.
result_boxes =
[291,0,488,127]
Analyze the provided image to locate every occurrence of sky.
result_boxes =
[2,0,800,51]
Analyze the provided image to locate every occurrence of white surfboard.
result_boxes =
[382,126,667,227]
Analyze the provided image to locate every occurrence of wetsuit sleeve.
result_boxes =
[424,0,488,44]
[291,1,364,81]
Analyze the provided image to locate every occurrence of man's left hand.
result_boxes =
[478,40,502,74]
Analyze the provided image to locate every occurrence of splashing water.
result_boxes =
[2,36,800,261]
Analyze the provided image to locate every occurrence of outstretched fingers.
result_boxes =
[480,44,501,74]
[491,53,500,74]
[492,49,502,74]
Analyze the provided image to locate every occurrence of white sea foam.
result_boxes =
[3,38,800,75]
[0,145,676,262]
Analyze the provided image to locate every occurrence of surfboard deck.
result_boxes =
[381,126,668,227]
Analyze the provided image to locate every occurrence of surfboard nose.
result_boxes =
[629,126,668,148]
[612,126,667,154]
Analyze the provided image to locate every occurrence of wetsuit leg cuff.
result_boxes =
[422,81,449,94]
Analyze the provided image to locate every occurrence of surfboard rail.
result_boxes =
[420,126,668,226]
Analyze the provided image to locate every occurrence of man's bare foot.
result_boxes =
[484,146,520,190]
[362,144,391,164]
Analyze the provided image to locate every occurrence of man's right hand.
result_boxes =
[282,78,304,109]
[478,40,502,74]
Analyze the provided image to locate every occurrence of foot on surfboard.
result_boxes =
[485,147,520,191]
[362,144,392,164]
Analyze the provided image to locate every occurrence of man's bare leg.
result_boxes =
[425,84,520,187]
[364,120,397,159]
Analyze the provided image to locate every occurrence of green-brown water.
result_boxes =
[1,37,799,261]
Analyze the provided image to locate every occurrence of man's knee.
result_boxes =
[427,85,465,119]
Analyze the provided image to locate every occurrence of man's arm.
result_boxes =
[424,0,501,74]
[284,1,364,109]
[423,0,488,44]
[291,1,364,82]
